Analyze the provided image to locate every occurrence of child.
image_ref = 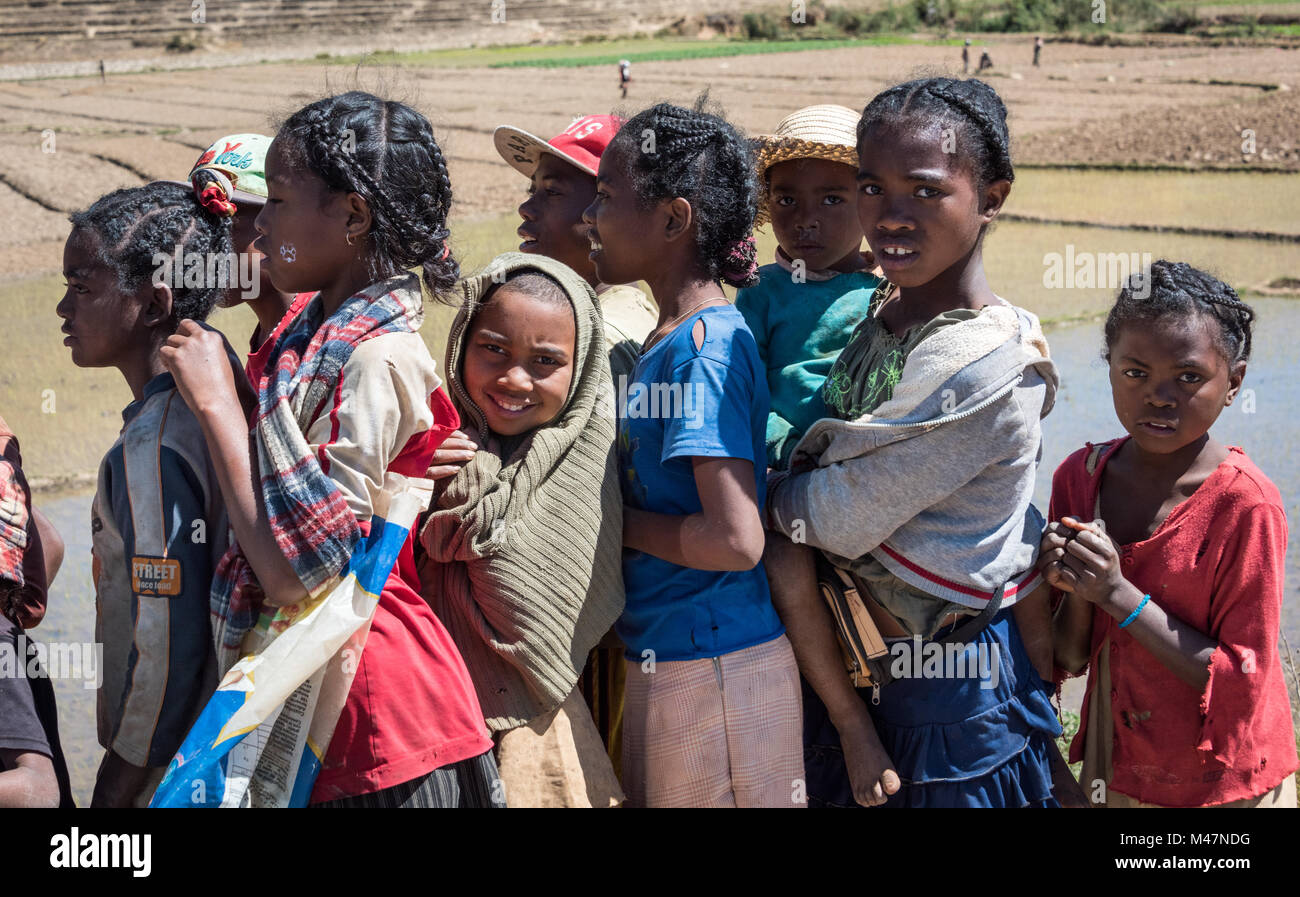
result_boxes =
[492,113,658,772]
[170,133,314,386]
[583,98,804,808]
[0,415,72,807]
[58,182,232,807]
[493,114,657,383]
[1043,261,1298,808]
[419,252,624,807]
[161,91,500,807]
[763,78,1065,808]
[736,103,883,470]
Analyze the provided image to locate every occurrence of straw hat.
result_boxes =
[752,104,861,227]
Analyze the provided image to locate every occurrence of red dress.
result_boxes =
[1050,438,1298,806]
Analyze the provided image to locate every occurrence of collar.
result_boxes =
[122,371,177,425]
[774,245,870,282]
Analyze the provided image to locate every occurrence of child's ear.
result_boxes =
[980,178,1012,223]
[1223,360,1247,406]
[662,197,694,245]
[145,282,174,327]
[343,191,374,244]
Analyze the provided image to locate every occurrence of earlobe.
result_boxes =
[982,179,1012,221]
[345,191,373,243]
[147,283,174,326]
[1224,361,1247,405]
[664,197,693,243]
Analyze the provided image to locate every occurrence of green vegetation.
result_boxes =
[319,36,955,71]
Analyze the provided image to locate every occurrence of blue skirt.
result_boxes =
[803,608,1061,808]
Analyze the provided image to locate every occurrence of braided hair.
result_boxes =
[858,77,1015,191]
[68,181,232,322]
[608,96,760,288]
[1104,260,1254,365]
[276,91,459,300]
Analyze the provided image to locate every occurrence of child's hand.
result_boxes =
[1053,517,1128,607]
[160,320,241,417]
[1038,521,1078,592]
[426,428,478,481]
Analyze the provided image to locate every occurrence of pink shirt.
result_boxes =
[1051,438,1298,806]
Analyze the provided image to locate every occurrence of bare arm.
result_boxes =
[0,749,59,808]
[624,456,766,572]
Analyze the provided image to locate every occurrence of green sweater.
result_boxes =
[735,264,885,468]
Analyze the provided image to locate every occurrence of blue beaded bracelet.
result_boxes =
[1119,593,1150,628]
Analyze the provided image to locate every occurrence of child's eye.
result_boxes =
[823,195,844,206]
[1122,369,1146,379]
[915,186,943,199]
[477,341,506,356]
[534,356,560,367]
[1179,372,1204,384]
[860,184,881,196]
[774,195,794,207]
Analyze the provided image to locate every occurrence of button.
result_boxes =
[1110,688,1118,699]
[1122,556,1134,566]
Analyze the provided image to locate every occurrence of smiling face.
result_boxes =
[583,140,658,287]
[767,157,864,272]
[856,120,1005,289]
[1107,314,1244,456]
[57,228,145,369]
[219,203,270,307]
[253,139,353,295]
[461,283,576,438]
[517,154,599,285]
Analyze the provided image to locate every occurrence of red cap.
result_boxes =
[493,115,623,178]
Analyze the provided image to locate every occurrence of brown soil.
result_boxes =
[0,39,1296,285]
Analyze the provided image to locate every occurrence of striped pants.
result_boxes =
[622,634,805,808]
[312,750,506,808]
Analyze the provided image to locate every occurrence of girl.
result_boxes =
[419,252,624,807]
[161,91,500,808]
[764,77,1068,808]
[1043,261,1298,808]
[583,98,805,808]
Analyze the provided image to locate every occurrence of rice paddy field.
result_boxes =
[0,34,1297,805]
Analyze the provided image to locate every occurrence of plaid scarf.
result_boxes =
[0,426,31,625]
[210,273,425,672]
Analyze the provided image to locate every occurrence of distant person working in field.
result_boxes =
[978,48,993,72]
[1034,36,1043,66]
[618,59,631,98]
[962,38,970,74]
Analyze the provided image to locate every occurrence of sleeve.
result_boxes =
[0,619,50,759]
[734,285,794,469]
[661,351,758,466]
[305,334,439,523]
[1047,451,1095,679]
[1196,501,1289,768]
[111,448,216,767]
[768,384,1031,560]
[0,435,29,592]
[767,413,801,470]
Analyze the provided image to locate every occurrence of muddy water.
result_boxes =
[26,298,1300,807]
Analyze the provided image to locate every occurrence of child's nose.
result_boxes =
[518,195,538,221]
[253,203,269,236]
[580,200,597,228]
[501,365,532,390]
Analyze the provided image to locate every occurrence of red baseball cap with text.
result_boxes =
[493,115,623,178]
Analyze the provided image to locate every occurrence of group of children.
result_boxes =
[0,74,1294,809]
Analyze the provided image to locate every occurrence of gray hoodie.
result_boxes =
[768,303,1058,611]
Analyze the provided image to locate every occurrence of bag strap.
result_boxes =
[935,580,1004,645]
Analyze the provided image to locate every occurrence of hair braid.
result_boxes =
[279,91,459,299]
[1104,259,1255,365]
[611,95,759,287]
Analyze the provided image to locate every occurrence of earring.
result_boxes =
[346,232,356,246]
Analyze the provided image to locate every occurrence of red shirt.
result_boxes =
[310,386,492,801]
[1051,438,1297,806]
[244,292,315,388]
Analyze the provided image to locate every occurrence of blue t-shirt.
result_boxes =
[616,304,785,662]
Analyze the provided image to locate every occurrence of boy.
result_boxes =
[492,115,657,385]
[59,183,235,807]
[736,104,884,469]
[489,115,659,776]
